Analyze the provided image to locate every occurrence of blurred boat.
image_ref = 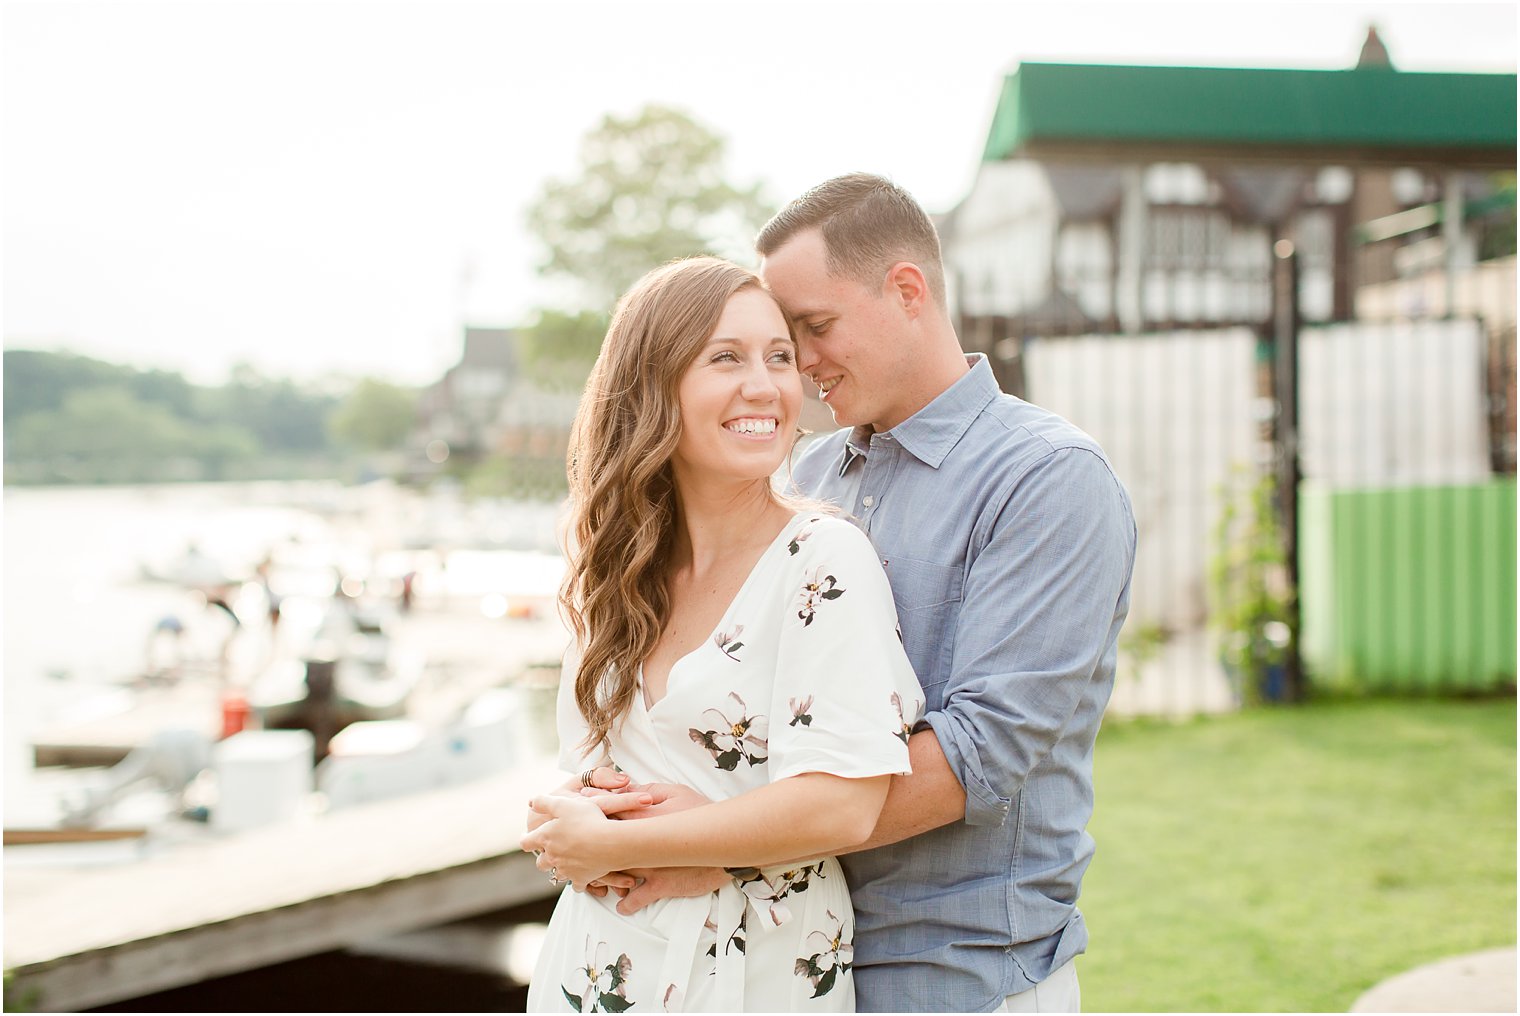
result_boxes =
[248,600,424,733]
[138,545,239,590]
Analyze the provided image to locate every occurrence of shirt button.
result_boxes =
[862,495,874,507]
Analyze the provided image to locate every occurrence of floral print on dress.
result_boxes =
[534,514,923,1013]
[720,909,748,957]
[564,936,635,1012]
[794,909,853,1000]
[731,862,828,927]
[796,568,845,627]
[701,911,724,958]
[688,692,768,771]
[890,692,913,745]
[788,695,814,728]
[714,626,744,662]
[787,517,822,556]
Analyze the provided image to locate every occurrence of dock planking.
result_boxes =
[4,761,569,1012]
[31,683,224,769]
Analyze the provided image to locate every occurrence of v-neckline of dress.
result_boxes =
[638,512,811,713]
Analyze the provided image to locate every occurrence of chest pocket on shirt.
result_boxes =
[883,556,963,710]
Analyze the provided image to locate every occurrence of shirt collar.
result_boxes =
[833,354,1000,475]
[837,426,872,476]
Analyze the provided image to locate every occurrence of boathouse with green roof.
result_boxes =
[937,31,1516,701]
[940,30,1517,338]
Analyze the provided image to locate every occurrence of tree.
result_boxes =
[3,349,138,424]
[328,378,417,451]
[528,105,773,309]
[198,362,340,454]
[5,387,257,482]
[518,309,610,390]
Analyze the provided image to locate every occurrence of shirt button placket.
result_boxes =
[858,467,880,531]
[860,437,898,531]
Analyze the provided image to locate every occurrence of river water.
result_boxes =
[3,480,567,825]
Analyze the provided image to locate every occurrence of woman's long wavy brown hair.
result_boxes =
[561,256,791,753]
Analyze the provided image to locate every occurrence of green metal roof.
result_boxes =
[983,62,1517,162]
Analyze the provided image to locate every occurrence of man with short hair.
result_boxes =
[581,173,1135,1013]
[760,173,1134,1013]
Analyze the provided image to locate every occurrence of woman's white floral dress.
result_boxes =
[528,514,925,1013]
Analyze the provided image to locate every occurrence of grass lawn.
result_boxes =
[1079,697,1516,1012]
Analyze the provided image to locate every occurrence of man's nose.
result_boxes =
[795,336,821,374]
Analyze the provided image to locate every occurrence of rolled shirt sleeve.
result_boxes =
[922,446,1136,827]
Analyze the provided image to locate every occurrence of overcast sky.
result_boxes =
[3,1,1515,385]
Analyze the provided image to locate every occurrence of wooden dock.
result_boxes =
[4,761,568,1012]
[31,683,224,768]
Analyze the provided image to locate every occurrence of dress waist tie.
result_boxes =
[652,895,710,1013]
[654,870,799,1012]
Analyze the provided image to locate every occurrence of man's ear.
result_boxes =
[883,261,929,318]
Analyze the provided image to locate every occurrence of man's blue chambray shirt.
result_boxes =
[791,354,1136,1013]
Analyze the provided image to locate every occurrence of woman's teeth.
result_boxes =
[726,418,777,435]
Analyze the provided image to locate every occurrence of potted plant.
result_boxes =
[1208,468,1296,703]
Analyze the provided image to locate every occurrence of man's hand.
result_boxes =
[584,870,639,899]
[614,866,731,915]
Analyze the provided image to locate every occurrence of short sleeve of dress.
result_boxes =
[767,516,926,782]
[555,639,613,772]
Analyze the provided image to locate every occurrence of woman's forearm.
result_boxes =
[600,772,888,870]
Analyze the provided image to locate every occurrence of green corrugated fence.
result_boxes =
[1300,479,1517,692]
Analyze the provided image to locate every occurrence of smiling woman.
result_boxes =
[670,287,801,491]
[519,256,925,1012]
[555,259,807,744]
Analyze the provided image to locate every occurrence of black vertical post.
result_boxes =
[303,655,338,764]
[1271,240,1305,701]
